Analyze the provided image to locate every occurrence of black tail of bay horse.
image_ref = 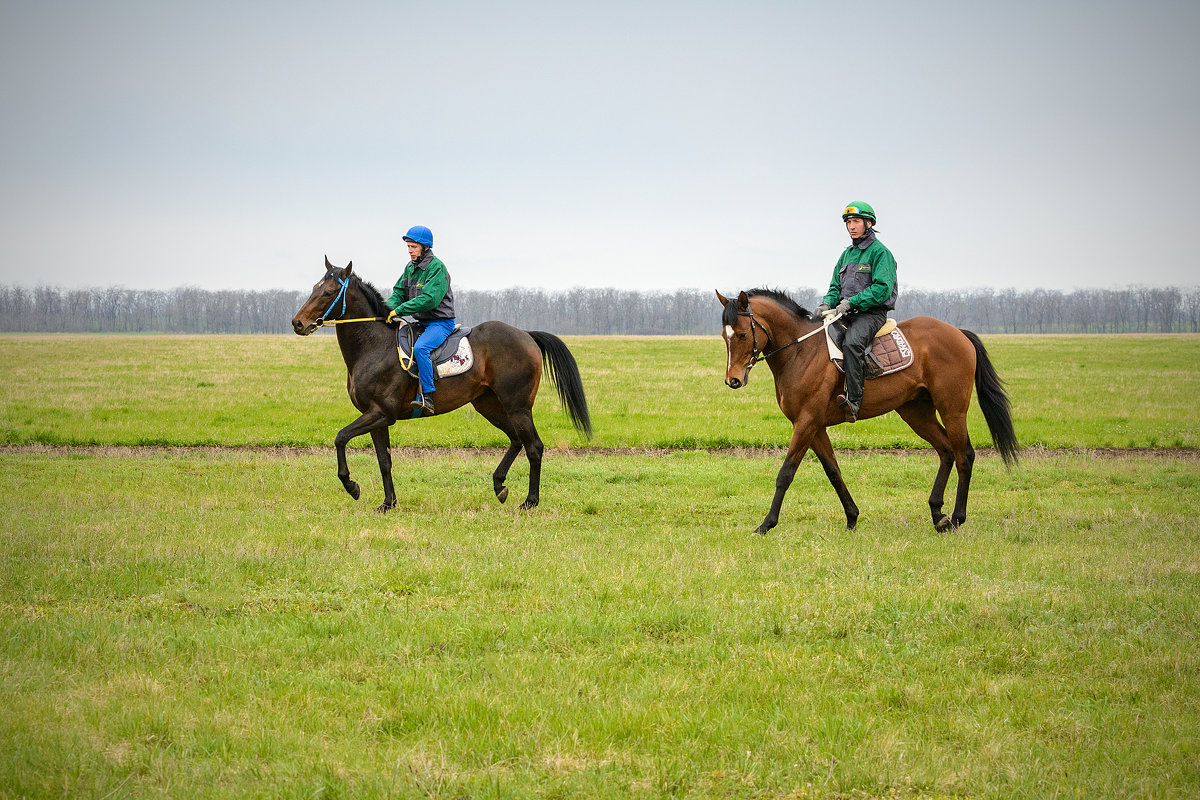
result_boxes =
[292,259,592,512]
[961,329,1019,467]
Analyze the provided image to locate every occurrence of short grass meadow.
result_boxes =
[1,333,1198,799]
[0,333,1197,449]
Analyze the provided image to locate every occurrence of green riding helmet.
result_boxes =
[841,201,876,224]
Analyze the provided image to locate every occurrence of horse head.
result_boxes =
[717,289,816,388]
[717,290,756,388]
[292,257,355,335]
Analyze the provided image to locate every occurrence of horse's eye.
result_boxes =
[738,333,747,340]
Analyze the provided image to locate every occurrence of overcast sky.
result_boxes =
[2,0,1197,296]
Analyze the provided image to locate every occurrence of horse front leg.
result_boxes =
[334,410,389,503]
[369,426,396,513]
[810,427,859,530]
[756,421,815,534]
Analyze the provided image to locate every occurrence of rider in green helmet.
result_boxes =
[814,201,898,423]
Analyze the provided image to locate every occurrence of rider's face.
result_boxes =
[406,240,424,261]
[845,217,869,238]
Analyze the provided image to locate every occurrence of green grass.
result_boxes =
[0,333,1197,449]
[2,332,1199,797]
[2,448,1199,798]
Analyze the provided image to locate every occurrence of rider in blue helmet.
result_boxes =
[384,225,455,415]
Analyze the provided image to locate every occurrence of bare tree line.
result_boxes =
[1,284,1198,335]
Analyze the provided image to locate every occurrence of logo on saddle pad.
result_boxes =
[826,319,915,378]
[397,323,474,379]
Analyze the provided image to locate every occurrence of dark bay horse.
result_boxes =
[717,289,1018,533]
[292,259,591,512]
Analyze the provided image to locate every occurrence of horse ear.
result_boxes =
[737,291,749,311]
[325,255,333,270]
[715,290,729,307]
[344,261,354,278]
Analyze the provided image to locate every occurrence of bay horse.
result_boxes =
[717,289,1018,533]
[292,259,591,513]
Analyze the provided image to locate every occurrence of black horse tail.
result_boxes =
[961,329,1019,467]
[527,331,593,439]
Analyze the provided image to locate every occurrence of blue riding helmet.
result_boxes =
[403,225,434,247]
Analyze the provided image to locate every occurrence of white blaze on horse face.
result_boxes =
[723,325,734,371]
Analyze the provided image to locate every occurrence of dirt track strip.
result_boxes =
[3,444,1198,460]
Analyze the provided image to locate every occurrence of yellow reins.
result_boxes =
[315,317,384,327]
[314,315,415,370]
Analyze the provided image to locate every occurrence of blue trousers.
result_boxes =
[413,318,456,395]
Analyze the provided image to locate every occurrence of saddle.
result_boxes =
[826,318,914,378]
[396,322,475,380]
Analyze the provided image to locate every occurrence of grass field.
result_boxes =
[2,449,1198,799]
[2,333,1199,798]
[1,333,1198,449]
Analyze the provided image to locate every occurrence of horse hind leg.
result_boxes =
[471,393,528,506]
[941,410,975,528]
[509,410,544,510]
[895,398,957,532]
[492,444,521,504]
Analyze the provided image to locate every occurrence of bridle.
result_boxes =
[734,304,842,376]
[314,273,385,327]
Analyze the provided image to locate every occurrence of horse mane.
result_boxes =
[722,288,814,327]
[351,274,390,317]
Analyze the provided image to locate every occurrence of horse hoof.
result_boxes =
[345,481,361,500]
[935,515,953,532]
[754,523,773,535]
[374,502,394,514]
[496,486,509,504]
[519,499,539,511]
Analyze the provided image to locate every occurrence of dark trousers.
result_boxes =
[838,309,888,409]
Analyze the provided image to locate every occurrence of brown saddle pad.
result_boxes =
[833,326,914,379]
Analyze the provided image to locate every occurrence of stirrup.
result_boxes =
[837,394,858,423]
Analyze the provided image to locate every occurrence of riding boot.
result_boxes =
[837,393,859,423]
[411,393,434,415]
[839,310,886,423]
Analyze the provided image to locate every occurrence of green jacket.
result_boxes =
[822,231,898,311]
[384,251,455,321]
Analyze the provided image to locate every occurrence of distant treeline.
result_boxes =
[1,284,1197,335]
